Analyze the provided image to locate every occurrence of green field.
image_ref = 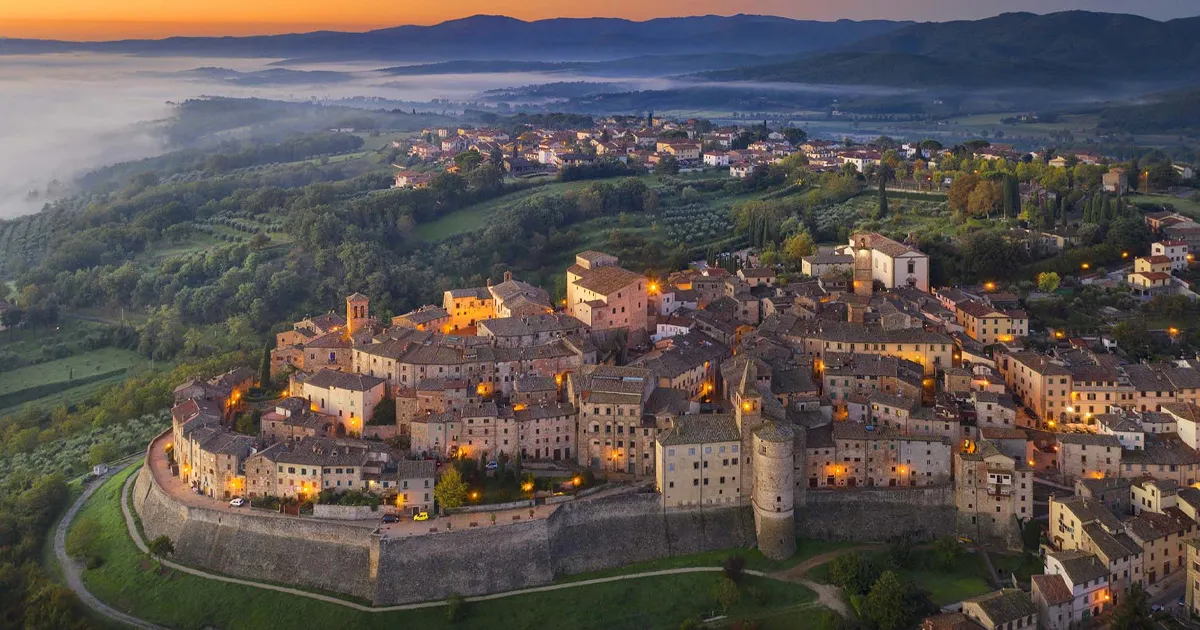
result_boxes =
[808,547,993,606]
[0,348,144,397]
[71,466,822,630]
[1128,193,1200,220]
[415,180,603,241]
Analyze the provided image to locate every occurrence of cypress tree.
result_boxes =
[878,179,889,218]
[259,344,272,388]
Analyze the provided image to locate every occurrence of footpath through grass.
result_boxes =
[71,466,820,630]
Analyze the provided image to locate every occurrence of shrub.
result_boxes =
[711,576,740,614]
[66,515,103,568]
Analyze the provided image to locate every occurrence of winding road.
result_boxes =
[54,462,860,627]
[53,461,169,630]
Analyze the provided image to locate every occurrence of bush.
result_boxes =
[66,515,103,568]
[829,551,882,595]
[712,576,740,614]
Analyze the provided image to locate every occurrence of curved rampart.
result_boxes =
[134,437,950,606]
[132,462,376,601]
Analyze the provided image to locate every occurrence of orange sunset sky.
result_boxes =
[1,0,1196,41]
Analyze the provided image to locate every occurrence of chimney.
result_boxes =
[504,270,513,282]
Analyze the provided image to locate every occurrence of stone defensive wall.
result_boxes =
[795,483,957,542]
[132,465,378,600]
[133,452,758,605]
[134,443,955,605]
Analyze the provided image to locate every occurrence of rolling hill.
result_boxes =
[698,11,1200,87]
[0,14,907,63]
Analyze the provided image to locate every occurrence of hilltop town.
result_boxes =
[160,185,1200,625]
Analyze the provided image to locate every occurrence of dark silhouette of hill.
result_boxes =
[0,14,906,62]
[698,11,1200,87]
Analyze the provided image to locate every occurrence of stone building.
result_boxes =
[477,313,585,348]
[244,437,389,499]
[1055,433,1122,482]
[804,423,951,488]
[371,460,436,516]
[654,414,743,508]
[568,364,658,476]
[959,589,1037,630]
[629,331,727,400]
[260,397,334,442]
[297,368,387,436]
[954,441,1032,542]
[566,251,649,334]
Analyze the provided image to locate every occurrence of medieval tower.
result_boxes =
[346,293,370,336]
[853,236,874,297]
[752,423,797,560]
[733,362,798,561]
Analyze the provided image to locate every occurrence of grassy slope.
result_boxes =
[74,466,818,630]
[807,548,993,606]
[1127,193,1200,220]
[0,348,145,397]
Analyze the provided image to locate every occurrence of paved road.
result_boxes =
[54,461,169,630]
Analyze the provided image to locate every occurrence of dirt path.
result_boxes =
[770,545,880,619]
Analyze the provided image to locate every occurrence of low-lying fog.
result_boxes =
[0,54,671,220]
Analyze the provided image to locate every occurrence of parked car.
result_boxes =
[381,514,398,524]
[413,511,430,522]
[229,497,246,507]
[485,461,499,471]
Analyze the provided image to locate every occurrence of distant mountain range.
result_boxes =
[698,11,1200,87]
[4,11,1198,91]
[0,14,905,62]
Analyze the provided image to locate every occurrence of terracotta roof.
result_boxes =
[657,414,740,446]
[965,589,1036,626]
[304,368,386,392]
[573,265,644,296]
[1031,574,1073,606]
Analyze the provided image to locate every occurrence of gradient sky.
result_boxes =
[3,0,1198,40]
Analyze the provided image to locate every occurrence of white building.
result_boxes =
[838,232,931,292]
[1039,550,1112,628]
[1151,240,1190,272]
[703,152,730,167]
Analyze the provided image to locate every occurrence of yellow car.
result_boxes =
[413,511,430,522]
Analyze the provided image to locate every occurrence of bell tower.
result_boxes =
[346,293,370,336]
[853,236,874,297]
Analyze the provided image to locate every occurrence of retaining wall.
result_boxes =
[132,466,375,600]
[795,484,956,541]
[312,504,384,520]
[134,455,957,606]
